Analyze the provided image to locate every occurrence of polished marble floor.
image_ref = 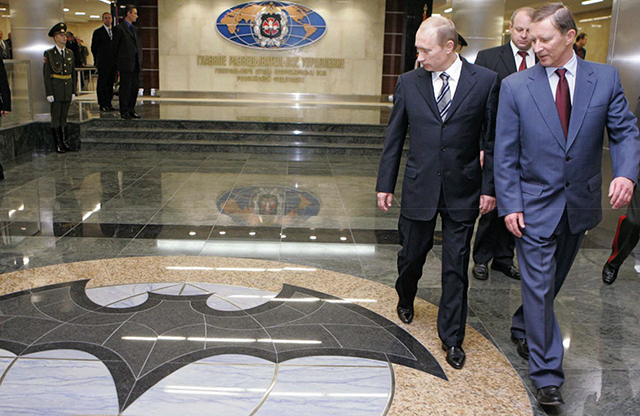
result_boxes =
[0,148,639,415]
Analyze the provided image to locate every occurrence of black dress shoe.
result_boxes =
[106,105,116,111]
[536,386,564,406]
[491,263,521,280]
[441,343,466,369]
[511,334,529,360]
[472,263,489,280]
[602,262,619,285]
[121,113,132,120]
[129,112,141,119]
[396,305,414,324]
[100,106,109,112]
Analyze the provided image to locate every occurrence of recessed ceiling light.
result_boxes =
[75,12,86,15]
[444,8,453,13]
[63,8,70,12]
[90,15,101,19]
[0,8,7,11]
[581,0,603,5]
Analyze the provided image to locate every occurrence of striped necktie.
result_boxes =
[437,72,451,121]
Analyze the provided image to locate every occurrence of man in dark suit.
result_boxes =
[0,53,11,179]
[495,3,639,406]
[376,16,499,370]
[92,12,117,112]
[573,32,587,59]
[471,7,536,282]
[112,4,142,119]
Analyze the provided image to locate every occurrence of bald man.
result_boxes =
[376,16,499,369]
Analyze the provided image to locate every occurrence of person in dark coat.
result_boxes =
[602,97,640,285]
[0,53,11,179]
[43,22,77,153]
[112,4,142,119]
[92,12,117,112]
[376,16,499,371]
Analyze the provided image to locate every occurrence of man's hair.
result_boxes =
[102,12,112,18]
[510,7,535,25]
[532,3,577,34]
[576,32,587,41]
[419,16,457,47]
[124,4,137,16]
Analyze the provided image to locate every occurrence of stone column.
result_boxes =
[10,0,64,119]
[451,0,506,63]
[607,0,640,103]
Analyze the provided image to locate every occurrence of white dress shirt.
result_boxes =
[431,54,463,99]
[545,52,578,104]
[510,41,535,71]
[104,24,113,39]
[56,45,65,57]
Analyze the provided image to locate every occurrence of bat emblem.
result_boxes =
[0,280,446,411]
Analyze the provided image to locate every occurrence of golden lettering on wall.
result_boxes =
[197,55,344,83]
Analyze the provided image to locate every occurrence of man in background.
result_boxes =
[92,12,117,112]
[471,7,536,284]
[0,31,9,60]
[112,4,142,119]
[0,52,11,179]
[574,32,587,59]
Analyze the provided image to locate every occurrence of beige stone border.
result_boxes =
[0,256,533,416]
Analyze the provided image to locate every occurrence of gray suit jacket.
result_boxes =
[495,59,640,236]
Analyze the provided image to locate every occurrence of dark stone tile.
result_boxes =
[136,224,213,240]
[209,226,282,241]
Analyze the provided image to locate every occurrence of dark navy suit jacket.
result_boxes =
[495,59,640,237]
[376,58,499,223]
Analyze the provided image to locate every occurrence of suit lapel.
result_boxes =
[500,44,517,75]
[527,64,566,150]
[415,70,441,121]
[445,59,476,121]
[566,59,596,150]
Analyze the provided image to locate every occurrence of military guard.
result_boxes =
[43,22,77,153]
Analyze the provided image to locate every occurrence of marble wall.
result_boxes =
[158,0,386,96]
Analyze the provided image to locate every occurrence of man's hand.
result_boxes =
[609,177,634,210]
[47,96,54,103]
[0,110,8,117]
[480,195,496,215]
[377,192,394,212]
[505,212,525,238]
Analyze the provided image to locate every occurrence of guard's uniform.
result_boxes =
[43,22,77,153]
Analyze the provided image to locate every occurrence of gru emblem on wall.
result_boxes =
[216,1,327,50]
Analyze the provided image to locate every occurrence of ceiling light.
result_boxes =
[63,8,70,12]
[98,0,113,4]
[249,231,256,236]
[75,12,86,16]
[0,8,6,11]
[189,231,196,236]
[340,236,347,241]
[579,15,611,22]
[280,234,287,239]
[90,15,101,19]
[444,8,453,13]
[219,231,226,235]
[581,0,603,5]
[432,13,441,17]
[310,236,317,240]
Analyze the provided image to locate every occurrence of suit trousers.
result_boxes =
[119,61,139,116]
[50,101,71,128]
[472,209,516,266]
[606,185,640,269]
[510,212,584,389]
[396,195,476,347]
[97,64,117,108]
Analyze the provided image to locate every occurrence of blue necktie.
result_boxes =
[437,72,452,121]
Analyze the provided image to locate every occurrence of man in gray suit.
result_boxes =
[495,3,639,406]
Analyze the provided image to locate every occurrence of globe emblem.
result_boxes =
[216,1,327,50]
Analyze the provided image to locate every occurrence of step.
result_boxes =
[81,137,388,155]
[83,118,388,134]
[83,127,386,144]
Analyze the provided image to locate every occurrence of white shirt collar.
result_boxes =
[104,24,112,32]
[545,51,578,79]
[510,41,533,59]
[432,53,462,82]
[56,45,65,55]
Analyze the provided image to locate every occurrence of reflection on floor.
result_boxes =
[0,150,639,416]
[0,257,530,416]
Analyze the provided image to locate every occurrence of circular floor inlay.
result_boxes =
[0,257,533,416]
